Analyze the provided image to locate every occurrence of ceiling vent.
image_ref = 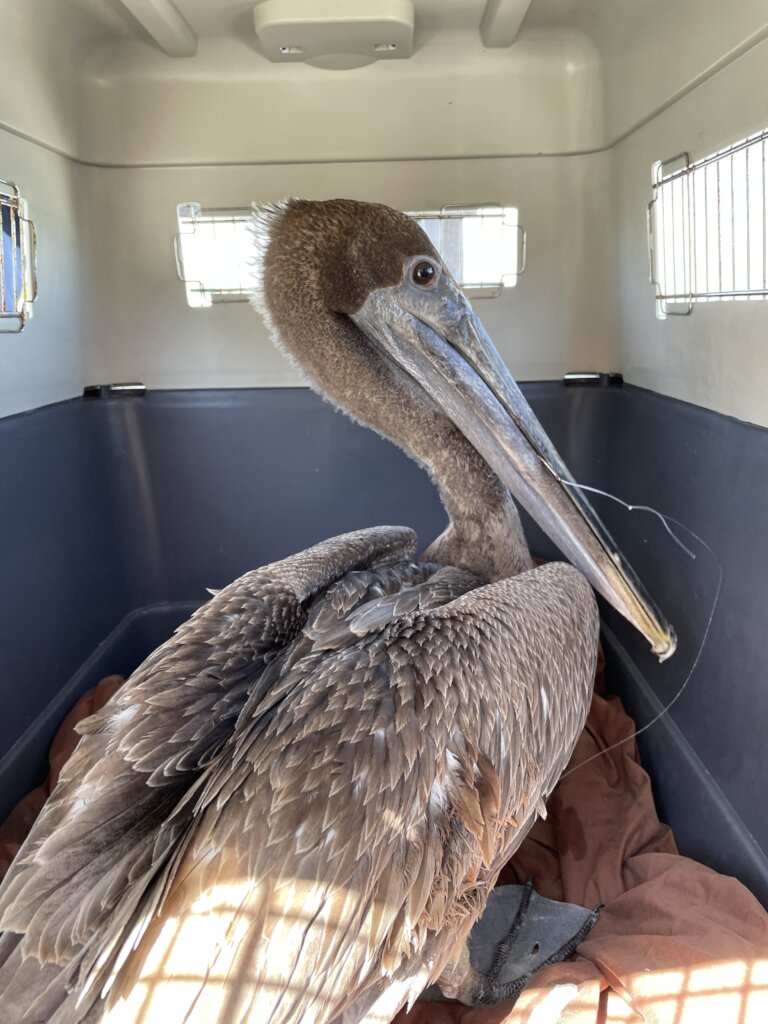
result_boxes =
[253,0,415,70]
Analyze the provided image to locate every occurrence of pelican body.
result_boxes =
[0,199,675,1024]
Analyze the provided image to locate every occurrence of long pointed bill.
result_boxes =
[353,285,677,662]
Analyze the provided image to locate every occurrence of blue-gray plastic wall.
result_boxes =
[1,383,766,903]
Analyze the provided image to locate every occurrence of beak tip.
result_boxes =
[653,627,678,663]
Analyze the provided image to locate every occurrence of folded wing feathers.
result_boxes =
[0,550,597,1024]
[0,530,418,1007]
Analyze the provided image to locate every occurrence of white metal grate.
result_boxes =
[174,202,526,307]
[648,128,768,317]
[0,179,37,332]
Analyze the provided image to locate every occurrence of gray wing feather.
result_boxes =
[305,563,481,650]
[0,526,417,1021]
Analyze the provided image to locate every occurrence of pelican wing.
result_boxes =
[0,526,418,1022]
[47,560,598,1024]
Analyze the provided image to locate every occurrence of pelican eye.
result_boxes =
[411,260,437,287]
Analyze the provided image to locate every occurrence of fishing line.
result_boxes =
[560,481,699,561]
[555,477,724,779]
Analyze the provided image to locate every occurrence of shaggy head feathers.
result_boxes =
[250,198,438,320]
[247,198,441,422]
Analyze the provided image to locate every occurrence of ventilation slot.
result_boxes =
[1,180,37,333]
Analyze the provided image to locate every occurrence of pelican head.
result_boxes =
[251,198,676,660]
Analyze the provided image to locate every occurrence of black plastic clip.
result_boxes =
[562,372,623,388]
[83,383,147,399]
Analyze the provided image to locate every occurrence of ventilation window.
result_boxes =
[174,202,526,309]
[648,128,768,317]
[174,204,253,308]
[407,205,526,297]
[1,180,37,333]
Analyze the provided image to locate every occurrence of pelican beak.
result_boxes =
[352,274,677,661]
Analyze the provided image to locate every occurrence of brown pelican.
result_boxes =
[0,199,675,1024]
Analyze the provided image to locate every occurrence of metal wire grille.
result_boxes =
[1,179,37,332]
[174,202,526,307]
[648,128,768,317]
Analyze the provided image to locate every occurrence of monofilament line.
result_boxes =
[559,480,698,561]
[555,476,723,779]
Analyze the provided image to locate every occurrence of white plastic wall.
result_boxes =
[0,1,94,416]
[615,32,768,427]
[78,28,603,165]
[0,136,88,417]
[81,154,616,391]
[1,0,767,424]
